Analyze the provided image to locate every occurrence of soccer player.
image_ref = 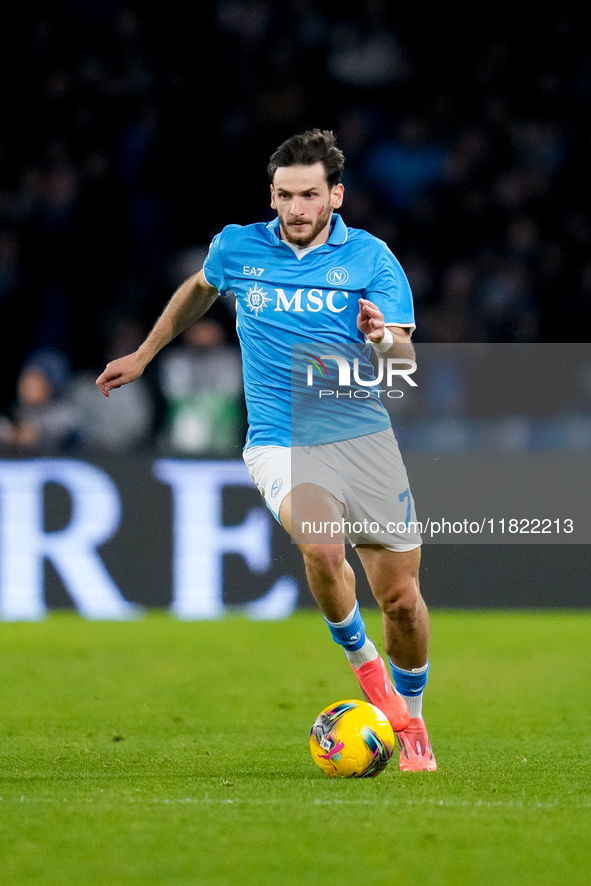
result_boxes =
[96,130,436,771]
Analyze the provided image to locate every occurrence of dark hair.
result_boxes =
[267,129,345,187]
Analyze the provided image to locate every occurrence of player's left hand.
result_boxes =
[357,298,386,342]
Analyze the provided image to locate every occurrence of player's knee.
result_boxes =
[301,543,346,581]
[380,578,421,627]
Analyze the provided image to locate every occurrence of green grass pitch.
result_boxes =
[0,609,589,885]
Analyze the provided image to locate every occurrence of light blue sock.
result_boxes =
[325,601,366,652]
[389,660,430,718]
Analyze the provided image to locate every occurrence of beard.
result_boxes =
[278,205,333,248]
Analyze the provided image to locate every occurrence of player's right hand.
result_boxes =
[95,353,145,397]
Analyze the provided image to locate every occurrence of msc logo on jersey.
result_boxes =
[326,267,349,286]
[245,283,271,315]
[274,288,348,313]
[244,286,349,316]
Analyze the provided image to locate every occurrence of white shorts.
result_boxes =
[243,428,421,551]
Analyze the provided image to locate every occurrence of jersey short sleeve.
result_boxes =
[365,241,416,329]
[203,225,241,296]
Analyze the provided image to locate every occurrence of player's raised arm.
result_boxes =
[96,269,219,397]
[357,298,415,361]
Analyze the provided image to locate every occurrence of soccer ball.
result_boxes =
[309,699,395,778]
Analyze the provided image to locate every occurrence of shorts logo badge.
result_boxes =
[326,267,349,285]
[270,478,283,498]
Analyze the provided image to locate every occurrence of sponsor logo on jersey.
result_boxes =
[243,286,349,316]
[273,288,348,313]
[245,283,271,315]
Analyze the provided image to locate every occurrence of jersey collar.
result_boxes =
[266,213,348,247]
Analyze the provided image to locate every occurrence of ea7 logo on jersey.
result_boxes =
[243,266,265,276]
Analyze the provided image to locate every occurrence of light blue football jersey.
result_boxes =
[203,213,415,448]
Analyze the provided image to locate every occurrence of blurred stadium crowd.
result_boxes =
[1,3,590,455]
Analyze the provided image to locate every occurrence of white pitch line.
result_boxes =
[1,796,589,809]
